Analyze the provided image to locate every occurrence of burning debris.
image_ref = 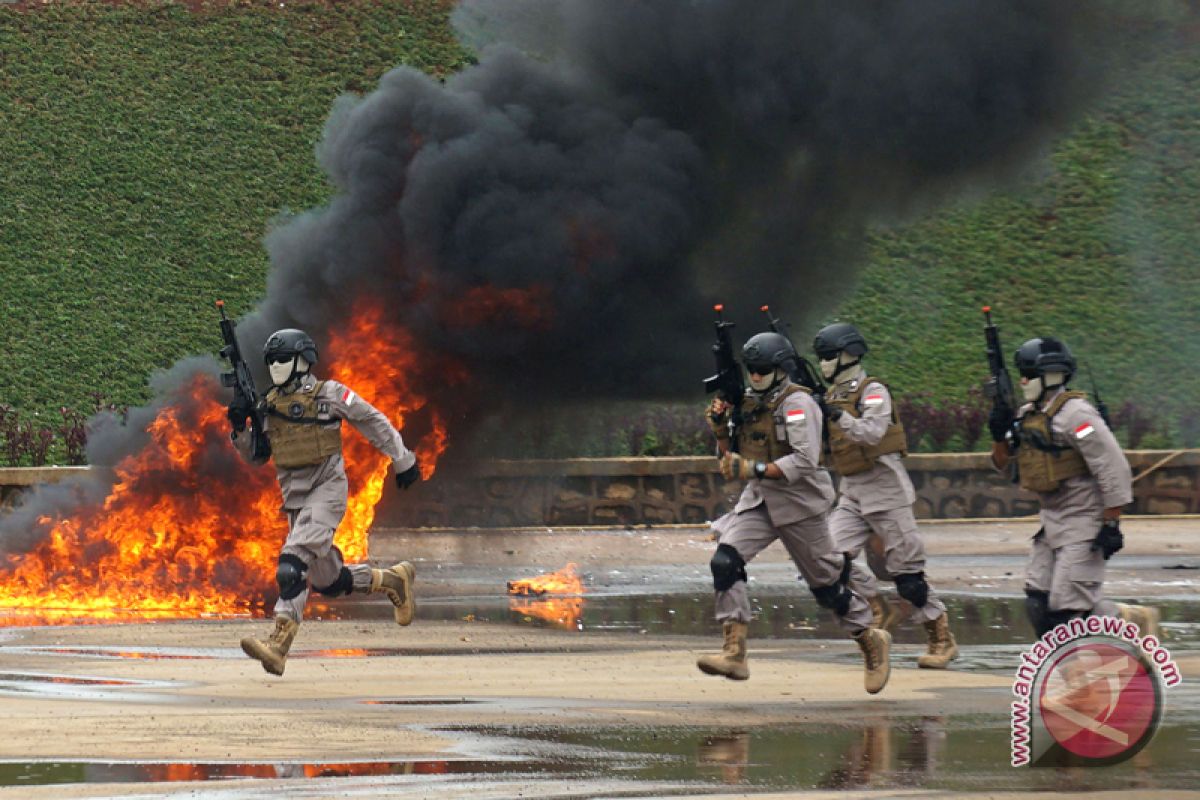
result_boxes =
[506,562,585,597]
[1,1,1134,622]
[507,562,586,629]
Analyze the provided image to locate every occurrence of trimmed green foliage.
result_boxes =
[0,3,1196,457]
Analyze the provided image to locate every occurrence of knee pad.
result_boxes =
[810,581,852,617]
[314,567,354,598]
[276,554,308,600]
[1024,588,1050,637]
[894,572,929,608]
[710,544,747,592]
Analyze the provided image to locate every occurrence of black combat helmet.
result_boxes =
[264,329,319,366]
[813,322,868,360]
[742,332,798,375]
[1014,337,1076,381]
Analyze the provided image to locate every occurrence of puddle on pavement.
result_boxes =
[315,592,1200,649]
[484,716,1200,794]
[0,671,177,701]
[0,759,555,787]
[4,717,1196,792]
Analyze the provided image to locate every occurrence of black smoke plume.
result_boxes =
[3,0,1134,543]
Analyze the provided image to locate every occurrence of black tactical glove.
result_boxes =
[817,394,842,423]
[395,460,421,490]
[988,405,1014,443]
[1091,519,1124,560]
[227,401,251,433]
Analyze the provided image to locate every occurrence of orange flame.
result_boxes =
[507,562,585,630]
[0,304,448,625]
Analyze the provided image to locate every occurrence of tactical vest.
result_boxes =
[736,383,810,463]
[824,378,908,476]
[265,380,342,469]
[1016,391,1090,493]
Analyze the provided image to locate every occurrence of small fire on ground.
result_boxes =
[507,562,586,630]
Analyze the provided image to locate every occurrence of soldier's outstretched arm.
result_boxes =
[323,380,417,472]
[833,381,891,446]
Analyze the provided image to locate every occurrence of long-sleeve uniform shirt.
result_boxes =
[235,375,416,514]
[828,379,915,515]
[733,387,835,525]
[1015,388,1132,549]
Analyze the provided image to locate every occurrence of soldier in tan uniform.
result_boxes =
[988,337,1160,638]
[228,328,423,675]
[813,323,958,670]
[698,332,892,694]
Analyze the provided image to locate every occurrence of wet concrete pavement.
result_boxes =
[0,519,1197,798]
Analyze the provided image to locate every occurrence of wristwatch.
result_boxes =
[753,461,768,480]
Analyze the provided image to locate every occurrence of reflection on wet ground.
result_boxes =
[3,716,1197,792]
[319,591,1200,649]
[0,671,177,702]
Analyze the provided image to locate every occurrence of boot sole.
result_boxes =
[241,638,286,676]
[696,660,749,680]
[917,644,959,669]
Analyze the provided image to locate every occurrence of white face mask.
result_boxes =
[819,357,840,380]
[269,355,310,387]
[1022,372,1064,403]
[748,368,779,392]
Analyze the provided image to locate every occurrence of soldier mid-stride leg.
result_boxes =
[240,508,416,676]
[833,500,958,670]
[698,508,891,694]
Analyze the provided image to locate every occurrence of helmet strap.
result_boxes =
[831,356,863,385]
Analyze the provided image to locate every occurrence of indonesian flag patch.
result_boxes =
[786,408,806,423]
[341,388,356,407]
[863,394,885,407]
[1074,422,1095,440]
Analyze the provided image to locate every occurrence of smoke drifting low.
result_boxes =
[2,0,1129,543]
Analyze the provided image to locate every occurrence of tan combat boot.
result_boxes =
[1117,603,1162,641]
[371,561,416,625]
[696,621,750,681]
[868,594,900,631]
[854,627,892,694]
[917,612,959,669]
[241,616,299,676]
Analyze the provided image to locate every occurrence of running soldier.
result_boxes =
[228,328,422,675]
[989,337,1160,638]
[698,332,892,694]
[813,323,958,669]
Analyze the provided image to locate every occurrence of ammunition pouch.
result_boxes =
[736,383,809,463]
[823,378,907,476]
[1015,392,1089,493]
[265,381,342,469]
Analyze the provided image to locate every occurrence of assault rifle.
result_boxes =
[981,305,1018,441]
[702,304,745,451]
[1084,362,1113,429]
[760,305,825,395]
[216,301,271,462]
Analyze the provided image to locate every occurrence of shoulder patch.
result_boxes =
[786,408,806,423]
[341,388,355,407]
[1074,422,1095,440]
[862,394,885,407]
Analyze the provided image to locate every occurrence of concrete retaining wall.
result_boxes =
[4,452,1194,528]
